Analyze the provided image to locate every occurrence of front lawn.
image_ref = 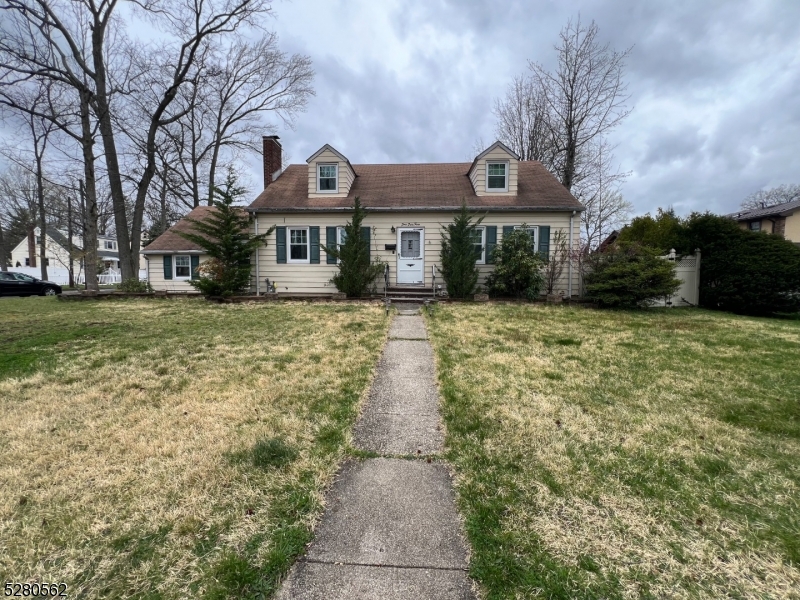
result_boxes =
[0,297,387,599]
[428,304,800,599]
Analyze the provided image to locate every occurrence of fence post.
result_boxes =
[694,248,701,304]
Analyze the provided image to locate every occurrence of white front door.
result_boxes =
[397,227,424,285]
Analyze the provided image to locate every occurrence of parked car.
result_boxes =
[0,272,62,296]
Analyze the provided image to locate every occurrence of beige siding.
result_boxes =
[253,211,580,295]
[307,149,355,198]
[147,254,208,292]
[469,147,518,196]
[784,212,800,243]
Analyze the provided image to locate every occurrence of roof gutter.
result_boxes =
[140,249,205,255]
[246,205,585,214]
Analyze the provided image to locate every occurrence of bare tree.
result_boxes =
[1,0,273,283]
[494,75,558,166]
[543,229,570,295]
[741,184,800,210]
[530,16,632,192]
[161,34,313,207]
[575,139,632,250]
[0,166,38,269]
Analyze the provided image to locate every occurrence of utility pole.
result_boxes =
[80,179,87,290]
[67,194,75,288]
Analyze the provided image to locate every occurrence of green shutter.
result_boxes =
[485,226,497,264]
[538,226,550,261]
[326,226,337,264]
[163,255,172,280]
[190,255,200,279]
[310,226,320,264]
[276,226,286,263]
[361,226,370,261]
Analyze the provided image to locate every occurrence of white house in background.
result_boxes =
[143,135,585,295]
[7,229,144,273]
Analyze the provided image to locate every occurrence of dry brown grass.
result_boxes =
[428,303,800,599]
[0,298,388,598]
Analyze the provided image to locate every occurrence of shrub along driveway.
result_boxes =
[427,304,800,599]
[0,298,388,599]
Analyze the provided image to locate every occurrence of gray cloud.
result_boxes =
[248,0,800,217]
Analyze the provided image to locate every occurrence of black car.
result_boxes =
[0,272,62,296]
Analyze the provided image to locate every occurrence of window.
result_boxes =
[289,227,309,262]
[318,164,337,192]
[24,258,30,266]
[103,240,117,250]
[174,255,191,279]
[336,227,348,263]
[12,273,35,282]
[470,227,486,264]
[35,236,41,245]
[487,162,508,191]
[514,225,538,250]
[749,221,761,231]
[45,258,50,267]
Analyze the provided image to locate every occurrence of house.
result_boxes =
[7,229,145,280]
[728,199,800,245]
[143,136,585,295]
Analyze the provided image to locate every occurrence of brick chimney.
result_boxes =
[262,135,282,189]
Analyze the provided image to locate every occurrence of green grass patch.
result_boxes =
[0,297,388,599]
[428,304,800,599]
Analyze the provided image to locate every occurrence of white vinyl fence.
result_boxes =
[652,249,701,307]
[6,266,146,285]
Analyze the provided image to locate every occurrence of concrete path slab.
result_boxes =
[353,339,443,454]
[305,459,469,569]
[277,562,474,600]
[276,314,475,599]
[389,315,428,338]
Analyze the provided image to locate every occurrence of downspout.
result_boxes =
[568,211,575,298]
[254,216,260,295]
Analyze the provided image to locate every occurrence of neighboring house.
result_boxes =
[728,199,800,245]
[7,230,144,273]
[144,136,585,296]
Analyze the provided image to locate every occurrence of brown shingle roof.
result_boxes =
[141,205,246,253]
[248,161,583,212]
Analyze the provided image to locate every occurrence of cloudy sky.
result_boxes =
[245,0,800,217]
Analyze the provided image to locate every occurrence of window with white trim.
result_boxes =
[317,164,338,192]
[174,255,191,279]
[289,227,310,263]
[514,225,538,250]
[336,227,348,263]
[470,227,486,264]
[487,161,508,191]
[103,240,117,250]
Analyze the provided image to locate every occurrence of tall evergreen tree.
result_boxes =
[177,172,273,296]
[440,202,484,298]
[321,197,384,297]
[320,196,384,298]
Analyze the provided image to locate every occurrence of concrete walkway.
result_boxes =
[277,310,475,600]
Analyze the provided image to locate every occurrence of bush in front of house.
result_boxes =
[177,172,273,297]
[322,197,384,297]
[115,278,153,293]
[439,202,484,299]
[585,243,681,308]
[684,214,800,315]
[486,226,545,300]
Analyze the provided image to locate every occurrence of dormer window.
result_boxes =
[487,161,508,192]
[317,164,338,192]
